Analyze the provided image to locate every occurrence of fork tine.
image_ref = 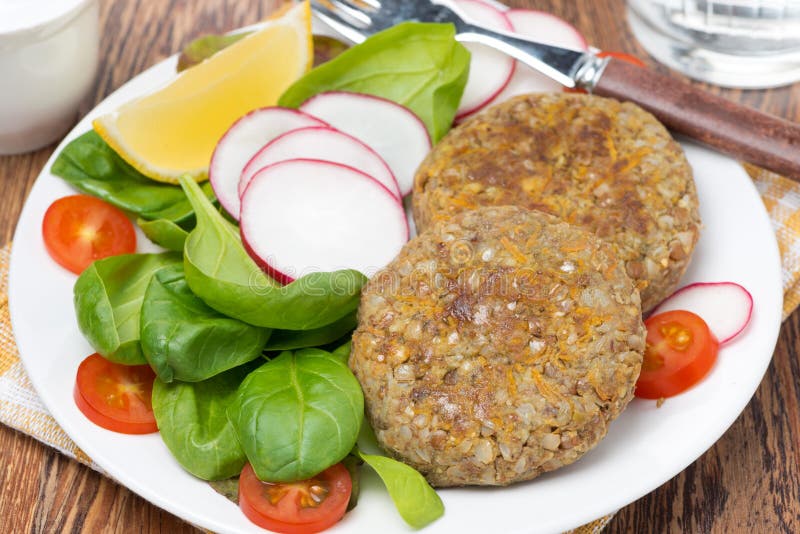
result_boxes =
[330,0,374,26]
[311,0,368,43]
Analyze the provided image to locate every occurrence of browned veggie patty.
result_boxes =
[413,93,701,312]
[350,206,644,487]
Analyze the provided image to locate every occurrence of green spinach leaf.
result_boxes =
[74,253,181,365]
[228,349,364,482]
[179,176,366,330]
[279,22,470,142]
[178,33,348,72]
[138,218,189,252]
[140,264,270,382]
[330,339,352,365]
[264,312,356,352]
[357,449,444,529]
[177,32,250,72]
[152,363,256,480]
[341,453,363,512]
[52,131,214,226]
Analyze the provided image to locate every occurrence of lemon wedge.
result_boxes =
[93,1,313,183]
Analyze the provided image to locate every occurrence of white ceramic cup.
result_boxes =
[0,0,100,155]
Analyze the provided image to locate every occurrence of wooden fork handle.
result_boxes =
[593,58,800,180]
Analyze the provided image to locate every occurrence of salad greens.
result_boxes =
[152,363,256,480]
[341,453,363,512]
[279,22,470,142]
[137,218,189,252]
[331,339,352,365]
[357,449,445,529]
[59,19,460,529]
[51,131,214,227]
[140,264,270,382]
[228,349,364,482]
[177,32,250,72]
[179,176,366,330]
[74,252,181,365]
[178,33,348,72]
[263,312,356,352]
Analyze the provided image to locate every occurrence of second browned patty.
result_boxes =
[351,206,644,487]
[413,93,701,312]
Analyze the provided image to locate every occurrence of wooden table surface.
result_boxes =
[1,0,799,532]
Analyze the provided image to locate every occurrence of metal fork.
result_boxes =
[311,0,800,181]
[311,0,608,90]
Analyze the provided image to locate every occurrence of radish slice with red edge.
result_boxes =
[299,92,431,196]
[486,9,588,105]
[238,126,401,199]
[240,158,408,284]
[445,0,515,120]
[209,107,326,219]
[650,282,754,345]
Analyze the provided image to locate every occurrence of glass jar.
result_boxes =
[628,0,800,88]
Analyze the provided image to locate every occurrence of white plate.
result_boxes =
[8,15,783,534]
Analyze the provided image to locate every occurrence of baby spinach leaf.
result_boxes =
[330,339,352,365]
[341,453,363,512]
[263,312,356,352]
[178,33,348,72]
[357,449,444,529]
[140,264,271,382]
[279,22,470,142]
[152,363,256,480]
[177,32,250,72]
[179,176,366,330]
[312,35,350,68]
[228,349,364,482]
[51,131,215,226]
[208,477,240,503]
[74,253,181,365]
[138,218,189,252]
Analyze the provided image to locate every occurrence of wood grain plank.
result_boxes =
[0,0,798,532]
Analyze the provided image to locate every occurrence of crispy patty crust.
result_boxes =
[350,206,644,487]
[413,93,701,312]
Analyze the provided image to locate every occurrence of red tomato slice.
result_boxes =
[239,463,352,534]
[73,353,158,434]
[43,195,136,274]
[635,310,720,399]
[564,51,646,93]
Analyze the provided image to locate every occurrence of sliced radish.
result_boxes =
[240,158,408,283]
[651,282,754,345]
[238,126,400,199]
[209,107,326,219]
[487,9,588,106]
[506,9,588,50]
[299,92,431,196]
[444,0,515,119]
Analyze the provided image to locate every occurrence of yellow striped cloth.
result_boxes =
[0,164,797,533]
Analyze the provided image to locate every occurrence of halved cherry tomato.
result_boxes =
[43,195,136,274]
[239,462,352,534]
[73,353,158,434]
[565,51,646,93]
[635,310,719,399]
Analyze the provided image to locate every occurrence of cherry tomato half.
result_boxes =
[635,310,719,399]
[43,195,136,274]
[239,462,352,534]
[73,353,158,434]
